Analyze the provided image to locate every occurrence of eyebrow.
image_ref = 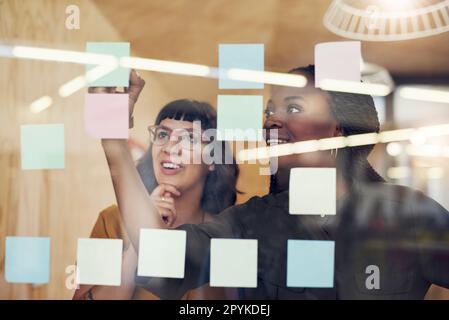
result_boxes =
[159,125,195,132]
[284,96,304,101]
[266,96,304,109]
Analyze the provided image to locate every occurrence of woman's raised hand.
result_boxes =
[150,184,181,227]
[126,70,145,128]
[89,69,145,128]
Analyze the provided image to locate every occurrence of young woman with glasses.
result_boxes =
[73,70,239,300]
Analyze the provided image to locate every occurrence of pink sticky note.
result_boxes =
[314,41,361,88]
[84,93,129,139]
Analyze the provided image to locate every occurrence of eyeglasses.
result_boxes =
[148,125,204,150]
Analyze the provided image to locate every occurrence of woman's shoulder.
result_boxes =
[357,182,434,204]
[355,182,449,220]
[98,204,121,224]
[236,191,289,209]
[214,191,289,221]
[91,204,130,242]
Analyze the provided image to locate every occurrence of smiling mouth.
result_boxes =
[161,161,182,170]
[266,138,290,146]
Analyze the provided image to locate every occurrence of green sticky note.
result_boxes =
[21,124,65,170]
[86,42,130,87]
[217,95,263,141]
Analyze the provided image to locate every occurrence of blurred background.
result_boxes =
[0,0,448,299]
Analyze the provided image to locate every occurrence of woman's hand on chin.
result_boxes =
[150,184,181,227]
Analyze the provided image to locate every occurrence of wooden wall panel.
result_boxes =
[0,0,173,299]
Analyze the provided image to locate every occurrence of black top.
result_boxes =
[136,183,449,299]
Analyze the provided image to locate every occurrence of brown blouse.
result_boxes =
[90,205,237,300]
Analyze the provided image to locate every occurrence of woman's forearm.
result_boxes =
[102,139,165,250]
[73,246,138,300]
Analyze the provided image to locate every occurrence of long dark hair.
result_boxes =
[269,65,384,193]
[136,99,239,214]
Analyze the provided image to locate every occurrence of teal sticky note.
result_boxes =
[217,95,263,141]
[287,240,335,288]
[21,124,65,170]
[5,236,51,284]
[86,42,130,87]
[219,44,264,89]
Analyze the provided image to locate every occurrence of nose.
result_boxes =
[264,113,285,130]
[162,139,182,157]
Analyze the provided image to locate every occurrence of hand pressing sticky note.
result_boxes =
[315,41,361,88]
[217,95,263,141]
[5,236,51,284]
[84,93,129,139]
[86,42,130,87]
[138,229,186,279]
[219,44,264,89]
[21,124,65,170]
[289,168,336,216]
[210,239,258,288]
[77,238,123,286]
[287,240,335,288]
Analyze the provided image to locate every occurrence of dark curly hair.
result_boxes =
[137,99,239,214]
[269,65,384,193]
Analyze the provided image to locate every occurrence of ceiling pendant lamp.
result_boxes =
[323,0,449,41]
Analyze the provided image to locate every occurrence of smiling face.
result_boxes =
[151,118,212,193]
[263,78,340,169]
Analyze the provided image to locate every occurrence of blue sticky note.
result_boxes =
[217,95,263,141]
[21,124,65,170]
[86,42,130,87]
[5,236,51,284]
[287,240,335,288]
[219,44,264,89]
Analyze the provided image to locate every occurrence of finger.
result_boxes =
[88,87,110,94]
[159,184,181,197]
[88,87,118,94]
[164,215,175,227]
[157,200,177,214]
[130,69,144,86]
[154,201,176,212]
[128,69,145,102]
[151,185,166,198]
[157,195,175,204]
[156,206,177,227]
